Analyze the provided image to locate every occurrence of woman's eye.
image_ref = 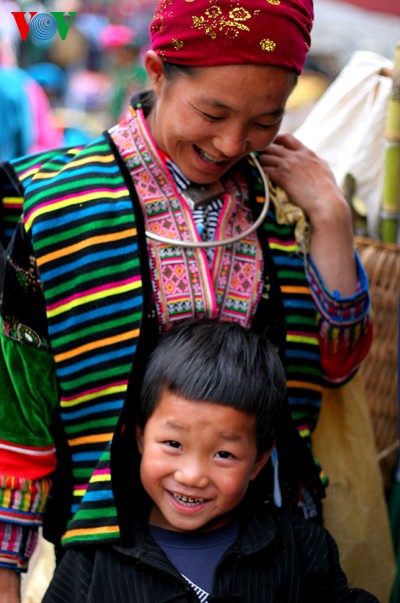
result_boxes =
[255,119,282,130]
[202,112,222,121]
[255,122,275,130]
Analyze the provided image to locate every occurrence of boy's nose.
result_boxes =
[174,461,209,489]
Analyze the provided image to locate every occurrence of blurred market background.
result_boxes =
[0,2,399,603]
[0,0,399,150]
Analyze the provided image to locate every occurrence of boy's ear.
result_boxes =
[135,424,144,455]
[250,450,271,481]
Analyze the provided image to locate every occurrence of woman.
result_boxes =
[0,0,371,600]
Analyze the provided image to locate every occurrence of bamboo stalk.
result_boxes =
[381,43,400,243]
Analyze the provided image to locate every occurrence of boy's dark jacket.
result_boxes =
[43,417,378,603]
[43,503,378,603]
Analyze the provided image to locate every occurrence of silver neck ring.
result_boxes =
[145,153,269,249]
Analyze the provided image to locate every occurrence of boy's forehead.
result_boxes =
[162,417,245,442]
[149,389,257,438]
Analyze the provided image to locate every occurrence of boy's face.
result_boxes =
[136,390,270,533]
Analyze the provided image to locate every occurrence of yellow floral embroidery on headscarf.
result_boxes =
[260,39,276,52]
[192,4,256,39]
[171,38,184,49]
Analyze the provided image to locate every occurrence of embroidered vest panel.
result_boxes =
[109,107,264,331]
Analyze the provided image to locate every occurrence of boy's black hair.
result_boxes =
[137,319,286,452]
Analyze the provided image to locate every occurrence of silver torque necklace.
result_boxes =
[145,153,270,249]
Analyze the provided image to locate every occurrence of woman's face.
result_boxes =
[145,52,296,185]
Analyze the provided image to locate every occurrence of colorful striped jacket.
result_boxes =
[0,123,372,570]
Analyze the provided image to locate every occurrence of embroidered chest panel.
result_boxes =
[110,107,264,330]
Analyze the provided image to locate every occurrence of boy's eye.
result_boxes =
[216,450,234,459]
[164,440,181,449]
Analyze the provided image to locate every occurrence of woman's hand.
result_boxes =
[259,133,348,227]
[259,133,358,297]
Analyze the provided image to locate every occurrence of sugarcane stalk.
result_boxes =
[343,172,368,237]
[381,43,400,243]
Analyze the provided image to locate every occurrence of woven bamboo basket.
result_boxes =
[354,236,400,491]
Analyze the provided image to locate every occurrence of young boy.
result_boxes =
[43,320,378,603]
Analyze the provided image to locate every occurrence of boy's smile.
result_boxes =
[136,391,269,533]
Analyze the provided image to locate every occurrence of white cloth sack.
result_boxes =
[295,51,393,239]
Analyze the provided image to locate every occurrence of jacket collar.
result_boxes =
[111,505,277,562]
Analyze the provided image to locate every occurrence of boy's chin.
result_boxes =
[183,510,238,533]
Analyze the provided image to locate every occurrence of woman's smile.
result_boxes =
[145,55,295,184]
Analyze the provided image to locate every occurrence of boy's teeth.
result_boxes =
[173,493,205,504]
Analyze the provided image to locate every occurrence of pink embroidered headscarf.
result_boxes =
[150,0,314,74]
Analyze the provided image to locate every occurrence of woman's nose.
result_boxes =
[213,129,248,158]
